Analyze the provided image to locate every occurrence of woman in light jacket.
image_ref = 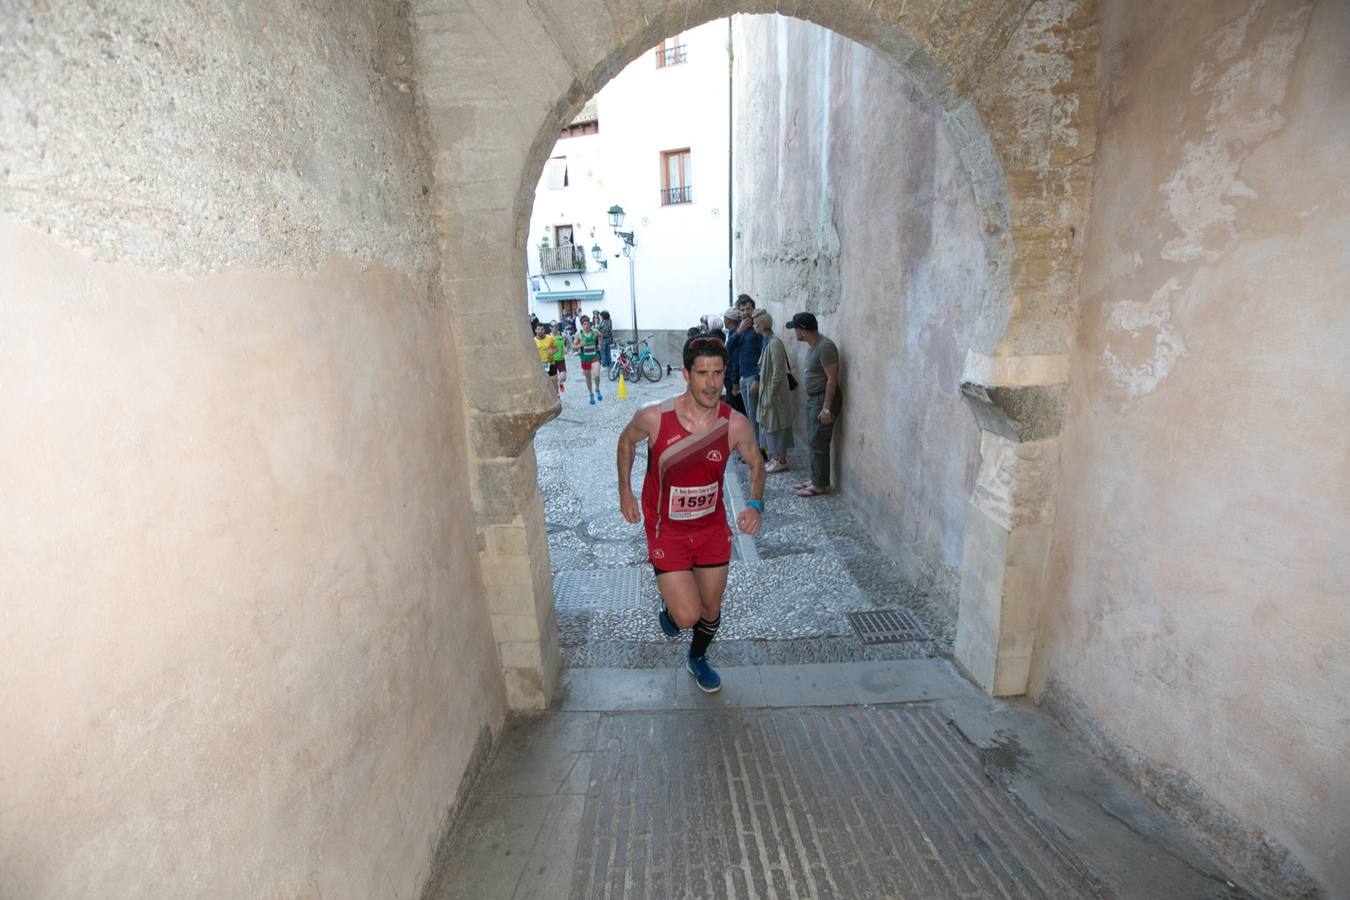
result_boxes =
[752,308,794,473]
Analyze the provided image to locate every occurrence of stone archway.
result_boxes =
[408,0,1098,708]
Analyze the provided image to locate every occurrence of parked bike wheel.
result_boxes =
[641,354,663,382]
[609,358,622,382]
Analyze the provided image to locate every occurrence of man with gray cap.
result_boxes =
[786,312,841,496]
[721,306,745,415]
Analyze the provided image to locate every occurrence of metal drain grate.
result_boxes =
[846,609,930,645]
[553,568,646,611]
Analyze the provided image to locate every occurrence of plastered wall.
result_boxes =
[732,15,989,611]
[1034,0,1350,895]
[0,3,503,897]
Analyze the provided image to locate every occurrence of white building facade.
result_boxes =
[525,20,733,343]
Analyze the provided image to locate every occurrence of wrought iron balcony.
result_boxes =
[538,244,587,274]
[660,185,693,206]
[656,44,688,67]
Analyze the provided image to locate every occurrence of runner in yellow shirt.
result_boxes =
[534,321,562,396]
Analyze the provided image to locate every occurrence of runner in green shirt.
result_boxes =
[549,322,568,394]
[577,316,603,405]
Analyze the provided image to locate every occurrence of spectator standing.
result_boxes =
[733,294,764,453]
[721,307,745,415]
[562,312,578,353]
[752,309,794,472]
[598,311,614,368]
[786,312,840,496]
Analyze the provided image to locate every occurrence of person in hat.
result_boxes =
[720,306,745,415]
[785,312,840,496]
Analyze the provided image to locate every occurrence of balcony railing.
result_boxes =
[660,185,693,206]
[656,44,688,67]
[538,244,586,274]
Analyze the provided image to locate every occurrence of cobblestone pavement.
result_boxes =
[536,375,955,668]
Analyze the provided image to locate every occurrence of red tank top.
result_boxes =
[641,397,732,536]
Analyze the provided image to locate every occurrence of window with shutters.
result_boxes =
[544,156,568,190]
[660,149,692,205]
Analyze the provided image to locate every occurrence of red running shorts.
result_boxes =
[646,522,732,574]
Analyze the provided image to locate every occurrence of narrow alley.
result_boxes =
[538,377,953,670]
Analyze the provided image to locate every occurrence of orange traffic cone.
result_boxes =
[617,374,629,399]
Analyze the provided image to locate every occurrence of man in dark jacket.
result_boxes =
[722,306,744,414]
[732,294,764,449]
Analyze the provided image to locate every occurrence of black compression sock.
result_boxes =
[689,615,721,659]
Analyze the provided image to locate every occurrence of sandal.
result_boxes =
[794,484,829,497]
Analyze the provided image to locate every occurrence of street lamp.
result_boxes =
[607,205,639,341]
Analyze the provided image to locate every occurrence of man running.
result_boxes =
[617,337,765,692]
[576,316,604,405]
[534,321,560,396]
[549,323,568,394]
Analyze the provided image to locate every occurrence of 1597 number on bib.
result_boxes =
[668,483,719,520]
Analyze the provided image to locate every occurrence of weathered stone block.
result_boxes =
[471,455,539,525]
[483,584,536,617]
[497,639,542,670]
[491,613,541,643]
[992,653,1031,697]
[503,666,546,711]
[996,564,1043,658]
[470,406,560,459]
[484,524,529,558]
[480,563,534,590]
[955,607,998,689]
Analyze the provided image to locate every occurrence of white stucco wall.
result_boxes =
[526,18,733,334]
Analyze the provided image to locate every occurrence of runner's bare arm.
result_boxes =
[616,403,660,524]
[728,412,764,535]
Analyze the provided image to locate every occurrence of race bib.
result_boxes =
[668,482,719,521]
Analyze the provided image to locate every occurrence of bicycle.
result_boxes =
[613,334,662,383]
[609,343,640,383]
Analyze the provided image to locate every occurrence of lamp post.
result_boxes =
[606,204,639,341]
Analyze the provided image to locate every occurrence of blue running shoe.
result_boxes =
[596,391,603,401]
[589,394,596,405]
[657,606,680,638]
[686,655,721,693]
